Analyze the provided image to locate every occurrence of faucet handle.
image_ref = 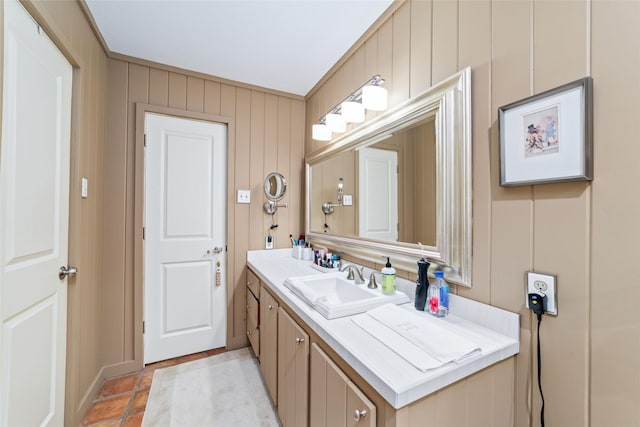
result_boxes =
[345,268,355,280]
[368,272,378,289]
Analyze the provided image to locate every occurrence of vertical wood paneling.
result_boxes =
[290,100,305,236]
[264,94,279,239]
[102,59,128,364]
[457,0,491,304]
[204,80,221,115]
[409,0,431,95]
[168,72,186,109]
[276,97,292,246]
[186,76,204,112]
[249,91,265,251]
[125,64,148,360]
[591,2,640,425]
[148,68,168,106]
[431,0,458,84]
[391,3,411,105]
[377,20,393,110]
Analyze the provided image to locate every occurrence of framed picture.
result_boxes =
[499,77,593,186]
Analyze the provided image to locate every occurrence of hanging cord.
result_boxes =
[536,312,545,427]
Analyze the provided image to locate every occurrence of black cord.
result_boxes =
[536,312,545,427]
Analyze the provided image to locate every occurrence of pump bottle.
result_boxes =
[381,257,396,295]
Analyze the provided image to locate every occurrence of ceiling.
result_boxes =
[84,0,395,96]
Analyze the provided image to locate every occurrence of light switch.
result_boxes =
[81,177,88,199]
[237,189,251,204]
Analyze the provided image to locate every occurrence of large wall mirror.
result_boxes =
[306,67,472,287]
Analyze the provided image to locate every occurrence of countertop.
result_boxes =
[247,249,519,409]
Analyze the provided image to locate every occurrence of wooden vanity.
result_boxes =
[246,249,519,427]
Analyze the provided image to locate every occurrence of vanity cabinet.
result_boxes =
[259,286,279,404]
[246,287,259,356]
[310,343,376,427]
[278,307,309,427]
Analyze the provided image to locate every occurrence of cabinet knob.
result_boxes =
[247,280,252,286]
[268,304,274,310]
[353,409,367,421]
[247,330,252,336]
[295,337,305,345]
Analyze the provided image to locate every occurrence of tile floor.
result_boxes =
[82,348,226,427]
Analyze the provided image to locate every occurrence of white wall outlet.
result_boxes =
[526,271,558,315]
[237,189,251,204]
[343,194,353,206]
[265,235,274,250]
[81,177,88,199]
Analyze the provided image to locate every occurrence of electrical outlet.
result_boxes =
[265,235,274,250]
[343,195,353,206]
[526,271,557,315]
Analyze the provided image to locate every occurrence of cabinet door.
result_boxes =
[260,286,279,404]
[310,343,376,427]
[278,308,309,427]
[246,288,259,356]
[247,268,260,298]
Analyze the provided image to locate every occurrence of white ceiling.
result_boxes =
[85,0,394,96]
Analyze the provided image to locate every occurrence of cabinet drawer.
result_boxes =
[247,268,260,299]
[247,313,260,356]
[247,288,259,327]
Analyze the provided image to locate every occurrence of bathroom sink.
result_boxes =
[284,273,410,319]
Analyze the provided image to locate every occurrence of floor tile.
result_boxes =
[83,393,131,426]
[207,347,226,357]
[138,370,154,390]
[129,389,149,414]
[86,419,122,427]
[123,412,144,427]
[176,351,208,364]
[145,358,177,371]
[97,373,139,398]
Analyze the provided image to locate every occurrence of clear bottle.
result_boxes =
[428,271,448,317]
[381,257,396,295]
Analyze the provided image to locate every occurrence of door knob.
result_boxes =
[59,265,78,280]
[207,247,223,254]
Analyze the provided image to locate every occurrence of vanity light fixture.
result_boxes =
[311,75,387,141]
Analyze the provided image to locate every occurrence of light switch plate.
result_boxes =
[526,271,558,315]
[343,194,353,206]
[265,235,274,250]
[81,177,88,199]
[237,189,251,204]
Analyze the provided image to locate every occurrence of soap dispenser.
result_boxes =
[414,257,430,310]
[381,257,396,295]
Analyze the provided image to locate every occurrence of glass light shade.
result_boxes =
[312,123,332,141]
[340,101,365,123]
[362,85,388,111]
[325,113,346,133]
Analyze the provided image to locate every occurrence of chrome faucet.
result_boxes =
[339,263,365,284]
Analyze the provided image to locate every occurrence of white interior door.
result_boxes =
[0,0,73,425]
[358,147,398,241]
[144,113,227,364]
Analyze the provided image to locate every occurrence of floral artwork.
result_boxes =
[522,106,559,157]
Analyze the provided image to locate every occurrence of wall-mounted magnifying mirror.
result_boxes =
[263,172,288,215]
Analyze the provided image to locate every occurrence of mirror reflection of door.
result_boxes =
[358,147,398,241]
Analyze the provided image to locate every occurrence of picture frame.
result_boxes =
[498,77,593,186]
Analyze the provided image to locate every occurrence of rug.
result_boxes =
[142,348,281,427]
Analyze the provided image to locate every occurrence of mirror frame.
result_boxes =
[305,67,472,287]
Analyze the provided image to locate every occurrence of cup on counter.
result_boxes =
[302,247,313,260]
[292,246,303,259]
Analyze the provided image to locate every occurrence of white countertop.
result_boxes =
[247,249,519,409]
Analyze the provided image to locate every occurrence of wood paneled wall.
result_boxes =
[103,56,305,372]
[2,1,109,426]
[306,1,640,426]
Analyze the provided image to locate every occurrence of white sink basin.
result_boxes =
[284,273,410,319]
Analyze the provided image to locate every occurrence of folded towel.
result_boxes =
[366,304,481,365]
[284,278,326,306]
[351,315,443,371]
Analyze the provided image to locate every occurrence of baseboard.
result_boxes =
[73,359,143,426]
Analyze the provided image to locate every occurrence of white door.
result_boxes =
[358,147,398,241]
[144,113,227,364]
[0,0,73,425]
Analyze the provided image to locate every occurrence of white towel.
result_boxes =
[366,304,481,364]
[351,315,443,371]
[284,278,326,306]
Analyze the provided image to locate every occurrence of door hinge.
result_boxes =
[143,321,145,334]
[143,227,145,240]
[144,134,147,147]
